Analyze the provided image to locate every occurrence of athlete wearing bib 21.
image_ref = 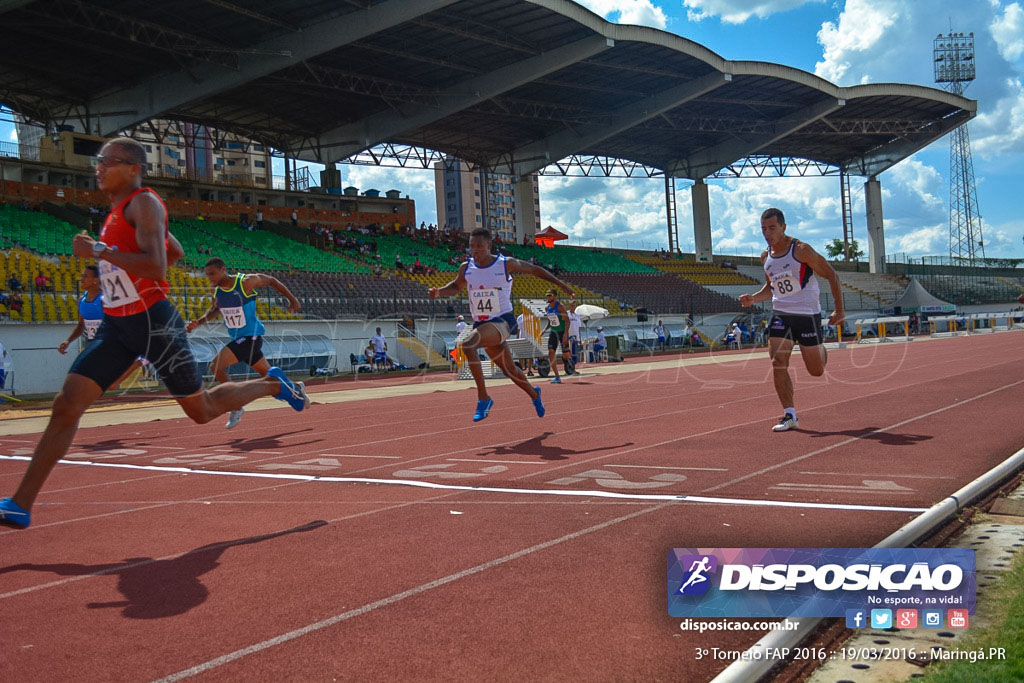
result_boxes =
[0,136,309,529]
[738,207,845,433]
[428,228,574,423]
[187,257,302,429]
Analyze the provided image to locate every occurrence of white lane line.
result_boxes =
[321,454,400,459]
[798,471,956,480]
[151,504,669,682]
[605,464,727,472]
[770,484,914,495]
[703,377,1024,493]
[0,456,928,514]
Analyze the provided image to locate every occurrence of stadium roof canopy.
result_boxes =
[0,0,975,179]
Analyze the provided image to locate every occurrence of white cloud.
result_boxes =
[991,2,1024,62]
[7,127,16,142]
[683,0,820,24]
[814,0,899,84]
[576,0,668,29]
[962,78,1024,159]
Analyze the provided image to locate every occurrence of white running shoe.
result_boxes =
[226,408,245,429]
[772,414,799,432]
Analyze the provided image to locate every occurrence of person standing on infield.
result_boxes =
[739,207,844,432]
[0,137,309,529]
[429,228,572,421]
[186,257,303,428]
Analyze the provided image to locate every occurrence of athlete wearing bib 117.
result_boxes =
[429,228,573,422]
[187,257,302,429]
[739,208,845,432]
[0,136,309,529]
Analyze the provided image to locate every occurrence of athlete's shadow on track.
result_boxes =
[72,437,169,452]
[223,428,321,451]
[479,431,633,461]
[801,428,933,447]
[0,520,326,619]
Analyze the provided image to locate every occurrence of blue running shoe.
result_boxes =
[473,397,494,422]
[551,376,562,384]
[532,386,545,418]
[267,367,310,412]
[0,497,30,529]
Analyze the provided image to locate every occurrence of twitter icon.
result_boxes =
[870,609,893,629]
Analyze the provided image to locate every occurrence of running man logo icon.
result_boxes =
[676,555,718,596]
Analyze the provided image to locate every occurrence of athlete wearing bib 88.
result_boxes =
[738,208,845,433]
[429,228,573,422]
[0,136,309,529]
[187,257,302,429]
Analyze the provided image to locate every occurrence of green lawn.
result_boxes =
[913,539,1024,682]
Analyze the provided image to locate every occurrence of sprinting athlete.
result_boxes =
[187,257,302,428]
[542,289,574,383]
[739,207,845,432]
[58,264,147,390]
[58,264,104,354]
[0,136,309,529]
[428,228,573,422]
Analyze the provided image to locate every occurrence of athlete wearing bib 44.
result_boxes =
[0,137,309,529]
[739,207,845,433]
[188,257,302,429]
[429,228,573,422]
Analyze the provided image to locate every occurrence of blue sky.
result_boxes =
[3,0,1022,258]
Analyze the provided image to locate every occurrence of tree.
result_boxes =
[825,238,865,261]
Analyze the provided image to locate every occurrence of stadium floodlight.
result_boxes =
[934,31,984,265]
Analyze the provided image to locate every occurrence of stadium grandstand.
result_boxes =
[0,0,1019,362]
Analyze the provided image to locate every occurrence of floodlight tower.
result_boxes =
[934,31,985,264]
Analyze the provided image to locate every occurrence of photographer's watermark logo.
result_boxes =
[676,554,718,596]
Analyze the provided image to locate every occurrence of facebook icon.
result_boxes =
[845,609,866,629]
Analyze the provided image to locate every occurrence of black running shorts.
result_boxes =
[70,298,203,396]
[767,312,823,347]
[225,335,265,367]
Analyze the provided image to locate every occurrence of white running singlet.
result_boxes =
[763,240,821,315]
[464,254,514,322]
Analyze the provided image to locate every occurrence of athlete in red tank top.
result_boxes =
[0,137,310,529]
[98,187,171,316]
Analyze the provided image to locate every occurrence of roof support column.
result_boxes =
[865,176,885,274]
[512,175,537,244]
[691,179,713,263]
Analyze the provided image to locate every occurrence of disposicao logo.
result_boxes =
[667,548,975,619]
[675,555,718,596]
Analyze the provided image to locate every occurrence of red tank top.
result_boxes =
[98,187,170,317]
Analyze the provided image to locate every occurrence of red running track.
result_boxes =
[2,333,1023,681]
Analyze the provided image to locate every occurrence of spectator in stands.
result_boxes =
[567,301,582,367]
[370,328,392,371]
[722,323,739,349]
[34,273,53,292]
[455,314,467,337]
[372,264,383,277]
[593,326,607,361]
[291,209,298,228]
[0,338,9,390]
[395,253,402,269]
[655,320,666,350]
[255,209,263,230]
[7,275,23,292]
[8,292,22,315]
